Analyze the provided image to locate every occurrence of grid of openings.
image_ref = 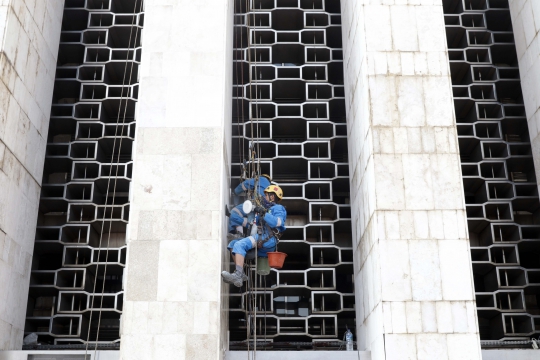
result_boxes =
[24,0,143,346]
[443,0,540,341]
[230,0,355,347]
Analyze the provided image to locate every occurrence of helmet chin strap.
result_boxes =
[261,196,275,208]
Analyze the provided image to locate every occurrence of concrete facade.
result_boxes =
[340,1,481,359]
[1,0,540,359]
[118,0,233,359]
[509,0,540,190]
[0,0,63,350]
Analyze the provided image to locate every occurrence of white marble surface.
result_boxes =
[341,1,481,359]
[120,0,233,359]
[0,0,63,350]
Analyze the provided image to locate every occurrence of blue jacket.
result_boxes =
[260,203,287,238]
[234,177,271,196]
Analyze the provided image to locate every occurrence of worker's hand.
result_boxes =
[254,205,266,214]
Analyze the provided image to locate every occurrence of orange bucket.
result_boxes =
[267,252,287,269]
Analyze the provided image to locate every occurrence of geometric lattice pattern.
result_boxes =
[24,0,143,345]
[444,0,540,340]
[229,0,355,346]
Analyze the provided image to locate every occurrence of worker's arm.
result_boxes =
[263,205,286,229]
[234,178,256,195]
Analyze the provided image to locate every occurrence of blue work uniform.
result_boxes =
[234,177,271,197]
[228,203,287,258]
[228,204,249,232]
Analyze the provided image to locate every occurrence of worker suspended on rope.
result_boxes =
[222,185,287,287]
[234,174,272,197]
[227,174,272,240]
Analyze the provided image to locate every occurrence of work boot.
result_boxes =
[221,270,246,287]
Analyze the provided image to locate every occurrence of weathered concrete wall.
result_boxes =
[0,0,63,350]
[340,1,481,359]
[509,1,540,190]
[119,0,234,359]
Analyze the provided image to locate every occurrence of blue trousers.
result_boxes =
[228,234,276,258]
[228,211,255,232]
[228,212,247,232]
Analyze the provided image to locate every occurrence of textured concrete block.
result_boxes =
[438,241,475,301]
[380,240,412,301]
[447,334,482,360]
[409,240,442,301]
[185,334,218,360]
[416,333,449,360]
[157,241,188,302]
[125,241,160,301]
[153,334,186,360]
[420,301,437,333]
[385,334,417,360]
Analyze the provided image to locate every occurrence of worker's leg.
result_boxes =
[234,253,245,268]
[222,236,258,287]
[228,213,247,240]
[256,237,276,258]
[228,212,245,232]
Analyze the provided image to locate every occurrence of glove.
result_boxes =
[254,205,266,214]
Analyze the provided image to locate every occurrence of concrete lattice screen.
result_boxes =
[24,0,143,346]
[444,0,540,341]
[229,0,356,347]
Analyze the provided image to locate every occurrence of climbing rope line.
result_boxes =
[245,1,252,358]
[83,0,142,358]
[234,0,243,170]
[237,2,272,358]
[93,8,142,358]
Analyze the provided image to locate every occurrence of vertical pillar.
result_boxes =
[0,0,63,349]
[341,2,481,359]
[509,1,540,189]
[119,1,233,359]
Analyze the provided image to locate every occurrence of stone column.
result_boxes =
[509,1,540,190]
[119,1,233,359]
[0,0,63,349]
[340,2,481,359]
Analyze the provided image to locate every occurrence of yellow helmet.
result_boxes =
[264,185,283,201]
[261,174,272,181]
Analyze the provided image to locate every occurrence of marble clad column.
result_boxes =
[120,1,233,359]
[340,1,481,359]
[0,0,63,349]
[509,1,540,192]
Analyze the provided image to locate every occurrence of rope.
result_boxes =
[84,1,142,358]
[264,275,266,342]
[239,2,268,358]
[254,246,258,359]
[244,1,252,358]
[234,0,243,179]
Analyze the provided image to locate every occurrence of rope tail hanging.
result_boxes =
[84,1,142,358]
